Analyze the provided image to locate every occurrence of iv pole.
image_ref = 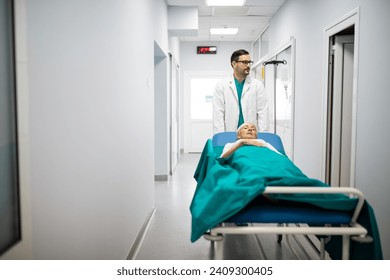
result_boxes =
[263,60,288,132]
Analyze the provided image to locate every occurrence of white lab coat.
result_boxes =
[212,75,269,134]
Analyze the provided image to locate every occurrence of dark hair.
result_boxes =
[230,49,249,66]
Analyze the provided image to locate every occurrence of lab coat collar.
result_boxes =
[228,75,252,98]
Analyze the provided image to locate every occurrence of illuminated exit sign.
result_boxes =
[197,46,217,54]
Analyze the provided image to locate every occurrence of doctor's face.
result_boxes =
[233,54,252,77]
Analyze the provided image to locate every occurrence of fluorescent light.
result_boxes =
[206,0,246,6]
[210,28,239,35]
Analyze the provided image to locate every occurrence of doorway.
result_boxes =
[322,9,359,187]
[154,42,169,181]
[327,33,355,186]
[184,71,229,153]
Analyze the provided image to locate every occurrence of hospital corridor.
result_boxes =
[1,0,390,262]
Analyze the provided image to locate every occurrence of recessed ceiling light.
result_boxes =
[206,0,246,6]
[210,28,239,35]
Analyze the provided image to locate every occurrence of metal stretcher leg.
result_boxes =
[277,223,283,243]
[342,234,350,260]
[214,239,223,260]
[203,231,224,260]
[320,237,326,259]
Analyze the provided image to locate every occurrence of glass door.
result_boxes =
[251,38,295,159]
[274,47,293,158]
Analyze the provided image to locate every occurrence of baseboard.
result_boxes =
[126,208,156,260]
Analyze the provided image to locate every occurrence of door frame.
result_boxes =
[154,42,169,181]
[321,7,360,187]
[169,53,180,174]
[330,35,354,186]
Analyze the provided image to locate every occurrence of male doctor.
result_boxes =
[212,49,269,134]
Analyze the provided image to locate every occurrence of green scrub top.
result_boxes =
[234,78,245,128]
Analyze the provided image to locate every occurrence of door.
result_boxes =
[184,72,228,153]
[274,47,293,158]
[262,56,276,133]
[328,35,355,186]
[256,38,295,159]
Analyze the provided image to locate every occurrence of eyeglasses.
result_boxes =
[236,60,253,66]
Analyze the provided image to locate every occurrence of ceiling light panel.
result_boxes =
[210,27,239,35]
[206,0,246,6]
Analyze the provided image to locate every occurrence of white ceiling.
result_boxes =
[166,0,287,42]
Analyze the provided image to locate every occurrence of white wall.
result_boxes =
[267,0,390,259]
[169,37,181,65]
[4,0,165,260]
[180,41,252,73]
[168,6,198,37]
[153,0,169,56]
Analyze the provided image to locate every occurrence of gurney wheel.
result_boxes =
[203,232,224,242]
[351,235,373,243]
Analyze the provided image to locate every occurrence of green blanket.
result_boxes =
[190,140,358,242]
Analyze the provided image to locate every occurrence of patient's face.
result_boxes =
[238,124,257,139]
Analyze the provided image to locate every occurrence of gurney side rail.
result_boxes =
[262,186,365,223]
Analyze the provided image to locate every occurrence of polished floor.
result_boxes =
[135,153,327,260]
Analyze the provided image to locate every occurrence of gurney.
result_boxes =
[190,132,382,260]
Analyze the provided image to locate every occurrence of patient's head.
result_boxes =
[237,123,257,139]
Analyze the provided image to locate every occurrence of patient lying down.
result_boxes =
[221,123,281,158]
[190,123,356,243]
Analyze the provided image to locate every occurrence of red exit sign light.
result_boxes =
[197,46,217,54]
